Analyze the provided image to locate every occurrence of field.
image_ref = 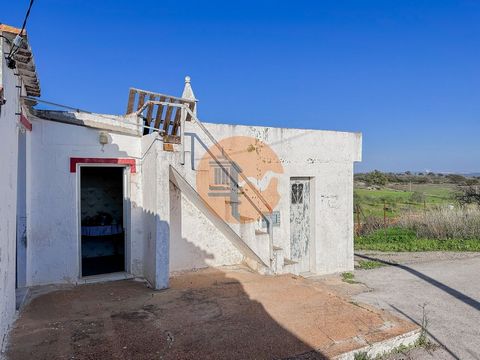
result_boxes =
[354,183,457,218]
[355,227,480,252]
[354,180,480,252]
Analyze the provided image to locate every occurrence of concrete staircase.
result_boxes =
[135,92,298,275]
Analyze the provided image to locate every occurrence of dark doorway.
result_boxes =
[80,167,125,277]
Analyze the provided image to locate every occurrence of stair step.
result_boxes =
[255,229,268,236]
[283,258,298,266]
[273,246,283,251]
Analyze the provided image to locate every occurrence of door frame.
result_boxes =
[76,164,131,279]
[289,176,316,273]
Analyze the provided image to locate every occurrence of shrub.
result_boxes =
[456,186,480,206]
[409,191,425,203]
[358,216,385,236]
[365,170,388,187]
[398,207,480,240]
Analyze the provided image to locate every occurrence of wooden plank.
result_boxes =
[130,87,195,105]
[136,92,146,111]
[145,94,156,125]
[153,96,166,129]
[126,89,136,114]
[162,98,175,134]
[171,106,182,135]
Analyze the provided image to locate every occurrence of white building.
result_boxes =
[0,25,361,350]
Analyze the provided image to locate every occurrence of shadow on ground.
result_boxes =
[355,253,480,312]
[7,246,323,359]
[355,253,480,359]
[7,244,417,360]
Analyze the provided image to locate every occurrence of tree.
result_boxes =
[456,186,480,206]
[365,170,388,187]
[465,178,479,186]
[446,174,467,184]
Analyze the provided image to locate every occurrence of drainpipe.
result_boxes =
[268,219,274,273]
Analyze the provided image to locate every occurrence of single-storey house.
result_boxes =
[0,24,361,349]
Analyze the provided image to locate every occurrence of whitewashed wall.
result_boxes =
[26,118,144,285]
[179,121,362,275]
[0,40,22,352]
[25,111,361,288]
[169,188,244,272]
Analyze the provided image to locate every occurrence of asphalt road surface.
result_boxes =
[353,252,480,360]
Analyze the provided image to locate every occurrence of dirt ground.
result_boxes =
[7,266,418,360]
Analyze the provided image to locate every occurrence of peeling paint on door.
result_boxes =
[290,178,311,273]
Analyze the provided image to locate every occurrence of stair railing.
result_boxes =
[182,106,275,270]
[136,100,275,270]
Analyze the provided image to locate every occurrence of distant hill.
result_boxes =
[354,171,480,186]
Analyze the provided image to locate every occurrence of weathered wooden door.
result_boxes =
[290,178,311,273]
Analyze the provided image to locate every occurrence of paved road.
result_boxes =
[353,252,480,360]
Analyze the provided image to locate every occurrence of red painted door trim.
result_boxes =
[70,158,136,173]
[20,114,32,131]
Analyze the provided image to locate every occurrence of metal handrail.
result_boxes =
[184,107,273,213]
[183,106,275,268]
[136,100,275,268]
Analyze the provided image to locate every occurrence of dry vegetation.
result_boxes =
[355,171,480,251]
[398,207,480,240]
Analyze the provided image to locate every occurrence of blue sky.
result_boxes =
[3,0,480,173]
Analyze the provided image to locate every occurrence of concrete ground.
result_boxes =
[317,251,480,360]
[6,266,418,360]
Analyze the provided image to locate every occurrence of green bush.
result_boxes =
[410,191,425,203]
[365,170,388,187]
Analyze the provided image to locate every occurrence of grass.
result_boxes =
[341,272,358,284]
[353,352,370,360]
[355,260,386,270]
[355,227,480,252]
[355,184,455,218]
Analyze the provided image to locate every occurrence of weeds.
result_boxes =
[399,207,480,240]
[355,260,386,270]
[341,272,358,284]
[354,352,371,360]
[416,303,430,347]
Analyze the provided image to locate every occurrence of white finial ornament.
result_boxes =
[182,75,197,116]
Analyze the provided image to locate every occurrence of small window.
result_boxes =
[214,167,230,185]
[291,183,303,204]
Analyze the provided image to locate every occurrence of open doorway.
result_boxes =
[80,167,125,277]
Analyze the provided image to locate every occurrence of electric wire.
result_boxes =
[7,0,35,59]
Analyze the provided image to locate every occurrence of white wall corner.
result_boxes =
[353,132,363,162]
